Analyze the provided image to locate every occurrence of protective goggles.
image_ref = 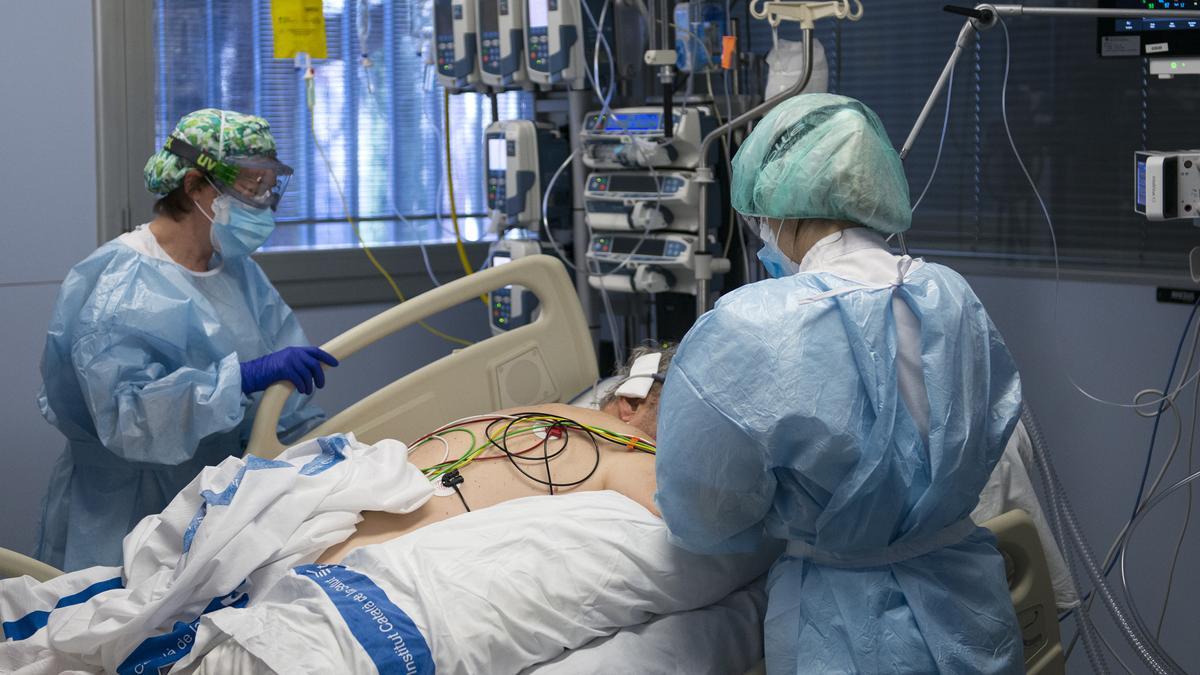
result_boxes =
[163,136,294,211]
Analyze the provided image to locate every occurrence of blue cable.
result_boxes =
[1060,293,1200,625]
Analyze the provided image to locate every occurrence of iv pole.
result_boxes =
[692,0,863,316]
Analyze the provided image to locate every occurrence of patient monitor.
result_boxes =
[1136,150,1200,220]
[436,0,481,90]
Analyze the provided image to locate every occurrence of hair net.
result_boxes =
[730,93,912,234]
[144,109,278,195]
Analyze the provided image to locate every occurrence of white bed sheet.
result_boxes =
[177,491,778,674]
[523,577,768,675]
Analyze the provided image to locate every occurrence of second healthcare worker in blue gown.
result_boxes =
[654,94,1025,673]
[37,109,338,571]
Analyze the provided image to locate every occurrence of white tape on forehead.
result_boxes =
[614,353,663,400]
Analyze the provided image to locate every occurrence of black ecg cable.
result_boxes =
[441,470,471,512]
[483,413,603,496]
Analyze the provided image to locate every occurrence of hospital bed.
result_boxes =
[0,255,1065,674]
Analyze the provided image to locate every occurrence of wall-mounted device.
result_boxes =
[436,0,481,89]
[580,107,715,169]
[1136,150,1200,220]
[1098,1,1200,57]
[584,171,704,233]
[488,239,543,334]
[478,0,529,86]
[485,120,570,232]
[525,0,585,86]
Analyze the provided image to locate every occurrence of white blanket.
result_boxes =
[0,434,433,674]
[176,491,778,675]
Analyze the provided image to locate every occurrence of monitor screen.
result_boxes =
[600,112,662,132]
[1137,159,1148,207]
[608,174,666,193]
[609,237,667,256]
[528,0,549,29]
[480,0,499,34]
[493,252,512,266]
[435,0,454,38]
[1099,1,1200,56]
[488,137,507,171]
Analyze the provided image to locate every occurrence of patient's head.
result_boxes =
[599,343,677,440]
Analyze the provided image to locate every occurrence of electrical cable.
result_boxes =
[304,68,473,347]
[1120,463,1200,660]
[362,87,445,289]
[994,24,1197,667]
[442,88,486,295]
[1155,344,1199,637]
[911,64,954,214]
[1062,301,1196,657]
[540,150,577,270]
[995,22,1200,413]
[357,0,445,288]
[452,483,471,511]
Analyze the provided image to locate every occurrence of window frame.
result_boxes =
[97,2,1196,299]
[95,0,497,309]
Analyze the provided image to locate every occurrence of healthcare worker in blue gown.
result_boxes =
[654,94,1025,674]
[37,109,338,571]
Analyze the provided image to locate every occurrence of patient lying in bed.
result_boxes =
[319,345,673,564]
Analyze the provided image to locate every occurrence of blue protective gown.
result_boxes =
[37,226,325,571]
[655,229,1024,674]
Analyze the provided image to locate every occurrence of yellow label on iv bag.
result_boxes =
[271,0,328,59]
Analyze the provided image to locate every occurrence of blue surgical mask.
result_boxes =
[755,217,800,278]
[206,195,276,258]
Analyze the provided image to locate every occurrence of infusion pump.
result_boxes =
[477,0,528,86]
[580,107,715,169]
[586,233,703,294]
[584,171,704,233]
[525,0,585,87]
[484,120,569,232]
[435,0,481,89]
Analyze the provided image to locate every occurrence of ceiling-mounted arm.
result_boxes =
[904,3,1200,163]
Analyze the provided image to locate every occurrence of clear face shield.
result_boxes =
[163,136,294,211]
[739,213,778,245]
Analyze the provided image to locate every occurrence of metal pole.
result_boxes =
[982,4,1200,19]
[694,27,813,303]
[899,18,978,161]
[567,88,596,344]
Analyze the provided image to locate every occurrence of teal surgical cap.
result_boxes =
[731,93,912,235]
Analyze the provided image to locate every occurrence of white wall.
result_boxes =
[966,272,1200,673]
[0,1,102,557]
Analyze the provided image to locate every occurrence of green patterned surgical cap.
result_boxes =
[143,108,278,195]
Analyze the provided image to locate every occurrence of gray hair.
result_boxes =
[597,342,678,409]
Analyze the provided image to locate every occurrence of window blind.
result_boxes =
[749,2,1200,274]
[154,0,532,250]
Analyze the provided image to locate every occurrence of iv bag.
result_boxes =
[765,37,828,98]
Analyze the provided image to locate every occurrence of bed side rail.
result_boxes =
[247,255,598,458]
